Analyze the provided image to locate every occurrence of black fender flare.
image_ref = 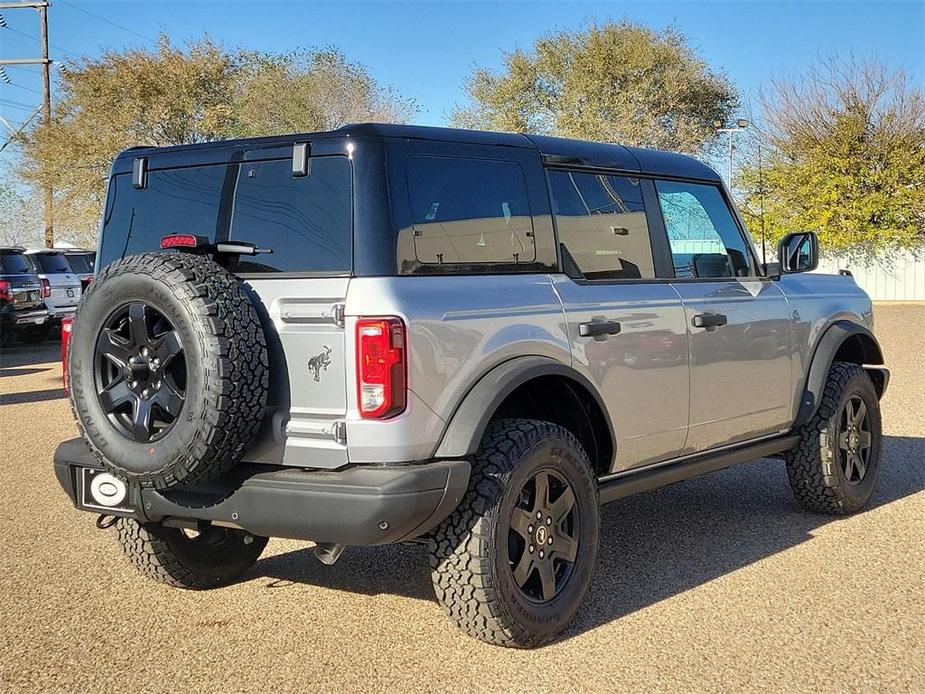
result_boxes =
[794,320,886,427]
[433,356,614,459]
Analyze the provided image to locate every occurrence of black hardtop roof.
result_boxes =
[116,123,720,182]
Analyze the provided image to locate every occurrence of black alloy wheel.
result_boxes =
[508,468,580,603]
[838,394,873,485]
[95,301,187,443]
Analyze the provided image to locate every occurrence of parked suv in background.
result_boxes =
[61,249,96,292]
[54,124,889,647]
[25,249,81,339]
[0,247,48,346]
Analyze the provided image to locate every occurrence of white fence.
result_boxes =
[815,248,925,301]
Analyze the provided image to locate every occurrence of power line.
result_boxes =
[1,64,40,73]
[0,99,36,112]
[1,24,81,58]
[58,0,156,44]
[7,80,43,95]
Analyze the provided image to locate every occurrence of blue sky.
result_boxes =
[0,0,923,131]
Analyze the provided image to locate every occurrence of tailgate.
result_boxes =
[244,277,350,469]
[7,276,43,309]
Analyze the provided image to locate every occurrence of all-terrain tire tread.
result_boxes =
[428,418,591,648]
[784,361,873,515]
[115,518,266,589]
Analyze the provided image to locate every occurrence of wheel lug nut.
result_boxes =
[538,550,545,559]
[528,525,534,533]
[547,537,553,545]
[528,545,534,553]
[536,511,542,520]
[546,517,551,525]
[130,380,137,388]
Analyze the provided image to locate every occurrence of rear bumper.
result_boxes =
[1,308,48,327]
[53,438,470,545]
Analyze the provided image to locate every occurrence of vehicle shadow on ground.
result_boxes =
[0,387,67,405]
[252,435,924,639]
[0,342,60,369]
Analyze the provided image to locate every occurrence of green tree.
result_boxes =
[739,56,925,257]
[452,19,738,154]
[16,37,416,244]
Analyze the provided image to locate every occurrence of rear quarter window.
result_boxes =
[404,156,535,268]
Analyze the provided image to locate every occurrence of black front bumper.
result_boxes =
[54,438,470,545]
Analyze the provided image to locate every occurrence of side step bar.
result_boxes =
[598,434,799,505]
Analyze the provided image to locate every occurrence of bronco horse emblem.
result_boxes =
[307,345,332,382]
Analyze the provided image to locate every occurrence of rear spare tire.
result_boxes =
[68,252,269,489]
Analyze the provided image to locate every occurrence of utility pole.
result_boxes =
[0,1,53,247]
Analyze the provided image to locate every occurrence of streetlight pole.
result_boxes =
[714,118,749,190]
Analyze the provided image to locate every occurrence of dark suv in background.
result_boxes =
[0,247,48,346]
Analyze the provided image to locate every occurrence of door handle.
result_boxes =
[692,313,728,330]
[579,320,622,338]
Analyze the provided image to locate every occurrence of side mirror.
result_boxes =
[778,231,818,274]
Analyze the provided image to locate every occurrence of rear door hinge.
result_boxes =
[331,420,347,445]
[332,303,345,328]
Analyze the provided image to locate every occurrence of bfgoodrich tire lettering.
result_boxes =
[68,252,269,490]
[785,361,883,515]
[428,419,599,648]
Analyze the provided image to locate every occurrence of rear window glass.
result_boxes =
[406,156,535,266]
[31,253,72,274]
[65,253,95,274]
[99,156,352,274]
[0,253,33,274]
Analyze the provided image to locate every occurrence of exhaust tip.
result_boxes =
[313,542,346,565]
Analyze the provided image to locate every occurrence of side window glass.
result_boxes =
[406,156,535,266]
[655,180,754,278]
[549,171,654,280]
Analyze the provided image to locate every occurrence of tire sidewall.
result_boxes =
[70,267,209,479]
[490,430,599,641]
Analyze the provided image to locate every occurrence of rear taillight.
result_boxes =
[40,277,50,298]
[61,317,73,393]
[356,317,406,419]
[0,279,10,301]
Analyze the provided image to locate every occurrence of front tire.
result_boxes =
[116,518,268,589]
[785,362,883,515]
[428,419,599,648]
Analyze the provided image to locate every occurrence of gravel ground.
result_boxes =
[1,304,922,693]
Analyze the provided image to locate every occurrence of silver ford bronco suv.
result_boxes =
[54,124,889,647]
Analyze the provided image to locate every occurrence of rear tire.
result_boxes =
[69,252,269,490]
[428,419,599,648]
[116,518,268,589]
[785,361,883,515]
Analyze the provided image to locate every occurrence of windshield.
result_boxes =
[0,253,33,274]
[98,156,352,275]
